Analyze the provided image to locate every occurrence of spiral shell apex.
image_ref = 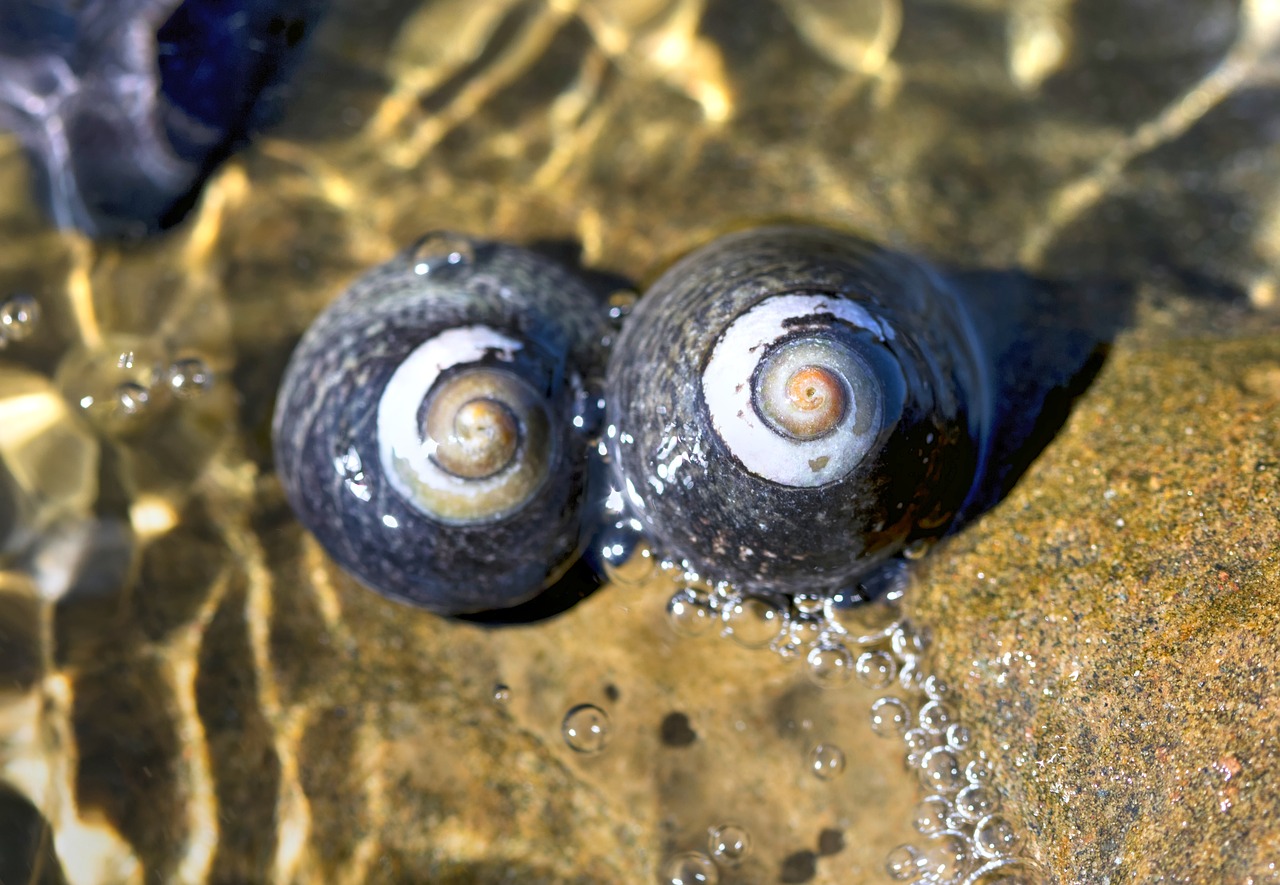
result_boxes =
[272,234,609,616]
[604,226,993,595]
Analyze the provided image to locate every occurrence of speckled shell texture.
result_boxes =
[606,226,992,594]
[273,238,609,615]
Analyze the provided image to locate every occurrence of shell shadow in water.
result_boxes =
[272,226,1130,621]
[0,0,326,237]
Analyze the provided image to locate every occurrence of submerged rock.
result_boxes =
[908,332,1280,882]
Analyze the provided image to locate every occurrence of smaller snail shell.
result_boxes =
[605,226,993,594]
[273,235,609,616]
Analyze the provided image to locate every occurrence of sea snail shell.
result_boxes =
[605,226,993,595]
[272,235,608,616]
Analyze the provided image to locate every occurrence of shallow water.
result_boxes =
[0,0,1278,882]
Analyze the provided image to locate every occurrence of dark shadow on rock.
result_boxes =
[949,268,1136,526]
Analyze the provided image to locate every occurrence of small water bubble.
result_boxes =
[961,858,1046,885]
[965,757,994,785]
[167,357,213,399]
[956,785,999,821]
[918,700,955,735]
[663,851,719,885]
[973,814,1020,859]
[561,703,610,754]
[923,674,950,701]
[919,747,965,792]
[855,649,897,689]
[596,520,654,587]
[892,623,927,659]
[116,382,151,415]
[911,795,952,835]
[808,743,846,780]
[885,844,922,881]
[707,823,751,867]
[606,289,639,323]
[869,696,910,738]
[920,831,969,882]
[904,727,939,755]
[793,594,826,617]
[492,683,511,704]
[946,723,972,751]
[407,232,475,274]
[722,594,785,649]
[667,588,717,637]
[0,293,39,343]
[782,613,823,653]
[805,640,854,689]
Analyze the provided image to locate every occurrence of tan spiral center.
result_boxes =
[768,365,846,440]
[434,397,520,479]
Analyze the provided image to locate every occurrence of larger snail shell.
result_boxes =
[605,226,992,594]
[273,235,608,616]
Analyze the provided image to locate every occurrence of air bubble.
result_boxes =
[956,785,999,821]
[891,623,927,659]
[0,293,39,343]
[596,520,654,587]
[808,743,846,780]
[116,382,151,415]
[946,723,972,751]
[667,588,717,637]
[855,650,897,689]
[923,674,950,701]
[707,823,751,866]
[782,613,823,654]
[919,747,965,792]
[904,728,939,755]
[973,814,1020,859]
[869,696,910,738]
[721,594,785,648]
[407,232,475,274]
[966,757,994,785]
[663,851,719,885]
[885,844,922,881]
[606,290,639,323]
[792,594,826,617]
[167,357,213,399]
[561,703,610,754]
[918,700,955,734]
[805,640,854,688]
[911,795,952,835]
[960,858,1046,885]
[920,831,969,882]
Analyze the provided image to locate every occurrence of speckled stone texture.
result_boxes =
[908,332,1280,882]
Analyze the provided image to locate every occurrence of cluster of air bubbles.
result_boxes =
[862,621,1045,884]
[651,555,1044,883]
[56,335,215,435]
[660,822,754,885]
[561,703,611,754]
[408,232,475,275]
[0,293,39,346]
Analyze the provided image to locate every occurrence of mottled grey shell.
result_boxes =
[273,235,609,616]
[605,226,992,594]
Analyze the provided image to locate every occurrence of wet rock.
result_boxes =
[908,333,1280,881]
